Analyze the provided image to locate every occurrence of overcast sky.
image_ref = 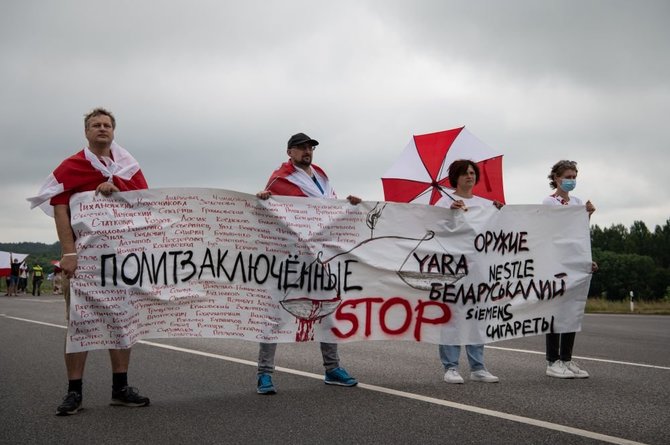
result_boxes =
[2,0,669,245]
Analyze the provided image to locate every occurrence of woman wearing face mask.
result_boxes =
[542,160,596,379]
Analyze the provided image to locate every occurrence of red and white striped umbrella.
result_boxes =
[382,126,505,206]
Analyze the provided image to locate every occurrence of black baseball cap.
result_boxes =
[287,132,319,149]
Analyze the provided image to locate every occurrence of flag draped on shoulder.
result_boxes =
[27,142,147,216]
[265,161,336,198]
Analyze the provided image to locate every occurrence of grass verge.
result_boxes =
[586,298,670,315]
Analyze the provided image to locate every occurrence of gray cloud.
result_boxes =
[373,0,670,88]
[1,0,668,243]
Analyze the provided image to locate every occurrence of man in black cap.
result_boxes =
[255,132,361,394]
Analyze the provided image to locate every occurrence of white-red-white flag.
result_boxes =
[27,142,147,216]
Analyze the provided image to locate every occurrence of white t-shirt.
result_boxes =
[436,194,495,209]
[542,194,583,207]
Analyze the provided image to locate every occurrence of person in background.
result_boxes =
[254,132,361,395]
[542,160,597,379]
[52,268,63,294]
[436,159,502,384]
[31,263,44,296]
[28,107,150,415]
[7,257,24,296]
[18,265,29,294]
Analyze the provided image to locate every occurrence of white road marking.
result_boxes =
[0,315,65,329]
[486,345,670,371]
[0,313,655,445]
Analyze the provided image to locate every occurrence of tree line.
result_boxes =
[0,242,61,274]
[590,219,670,300]
[3,218,669,300]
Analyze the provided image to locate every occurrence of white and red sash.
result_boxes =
[265,161,336,198]
[27,142,147,216]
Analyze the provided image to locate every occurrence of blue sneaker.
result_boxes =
[324,367,358,387]
[257,374,276,395]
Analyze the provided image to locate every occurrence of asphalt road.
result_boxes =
[1,295,668,445]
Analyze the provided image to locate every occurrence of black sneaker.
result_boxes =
[110,386,150,407]
[56,391,83,416]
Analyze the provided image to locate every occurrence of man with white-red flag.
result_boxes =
[254,132,362,395]
[27,107,150,416]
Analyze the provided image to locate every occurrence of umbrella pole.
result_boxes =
[437,185,457,202]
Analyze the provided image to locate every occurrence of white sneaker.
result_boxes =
[470,369,499,383]
[546,360,575,379]
[443,368,464,384]
[564,361,589,378]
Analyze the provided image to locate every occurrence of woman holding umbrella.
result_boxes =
[542,160,596,379]
[436,159,502,384]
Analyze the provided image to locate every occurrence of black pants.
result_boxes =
[32,277,43,296]
[545,332,576,362]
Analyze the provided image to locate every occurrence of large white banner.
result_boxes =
[66,188,592,352]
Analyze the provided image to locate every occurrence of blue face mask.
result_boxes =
[560,179,576,192]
